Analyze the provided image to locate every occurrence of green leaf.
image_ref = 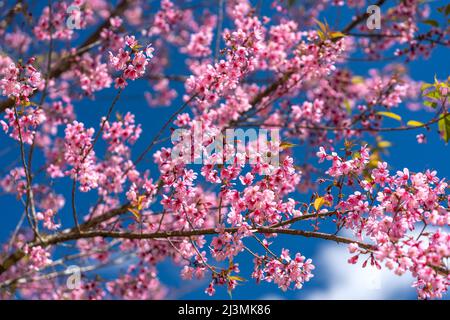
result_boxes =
[377,111,402,121]
[422,19,439,27]
[424,100,438,108]
[377,141,392,148]
[313,197,325,211]
[280,141,297,150]
[434,74,439,84]
[424,90,441,100]
[420,83,433,92]
[229,275,246,282]
[344,100,351,115]
[314,19,327,33]
[329,31,346,40]
[351,76,364,84]
[438,114,450,143]
[407,120,425,127]
[313,197,330,211]
[314,19,345,42]
[127,208,141,220]
[317,30,326,41]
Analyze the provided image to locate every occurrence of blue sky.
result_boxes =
[0,0,449,300]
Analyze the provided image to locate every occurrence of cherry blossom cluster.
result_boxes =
[185,3,265,111]
[5,30,32,54]
[61,121,99,192]
[23,245,52,272]
[181,19,216,58]
[102,112,142,155]
[36,209,60,231]
[109,36,154,89]
[0,58,43,102]
[252,249,315,291]
[106,266,167,300]
[0,168,65,219]
[74,53,112,95]
[33,0,97,40]
[318,145,449,299]
[2,107,46,145]
[354,0,448,61]
[281,65,422,150]
[147,0,191,42]
[316,144,370,178]
[0,59,46,143]
[0,167,27,197]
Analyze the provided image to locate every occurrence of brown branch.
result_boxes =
[12,107,40,241]
[2,212,448,281]
[236,111,449,133]
[348,33,449,47]
[0,226,375,276]
[0,203,130,275]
